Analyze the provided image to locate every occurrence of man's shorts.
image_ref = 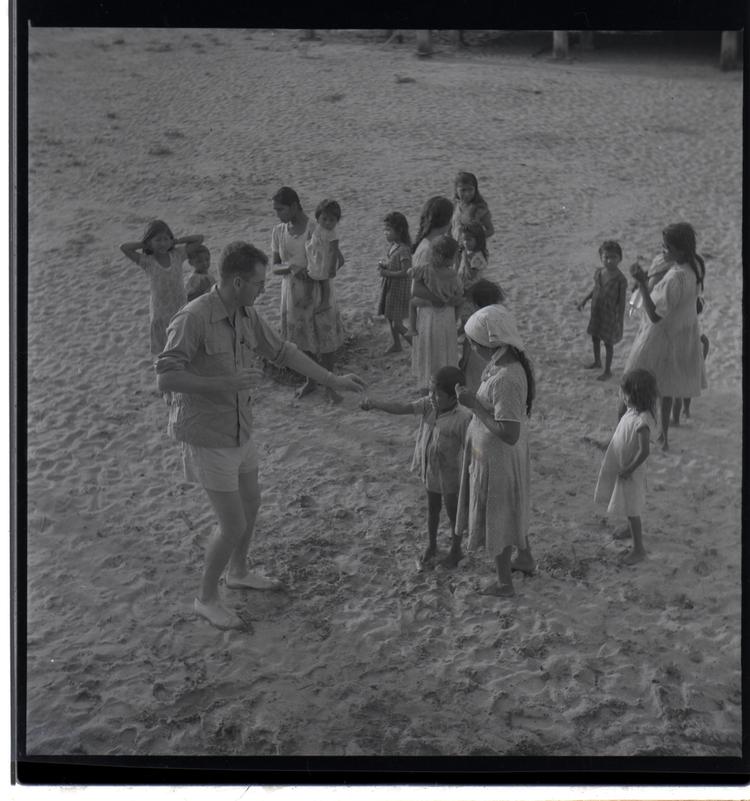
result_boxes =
[181,438,259,492]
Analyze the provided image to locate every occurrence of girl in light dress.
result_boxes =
[595,368,658,565]
[271,186,345,403]
[376,211,413,354]
[304,198,344,314]
[360,365,472,568]
[450,171,494,244]
[624,222,707,450]
[409,196,463,393]
[120,219,204,354]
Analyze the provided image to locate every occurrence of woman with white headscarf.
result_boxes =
[446,304,536,597]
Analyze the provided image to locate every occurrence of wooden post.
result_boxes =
[552,31,569,59]
[719,30,740,71]
[579,30,594,50]
[416,30,432,56]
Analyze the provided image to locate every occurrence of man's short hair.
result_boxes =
[219,241,268,279]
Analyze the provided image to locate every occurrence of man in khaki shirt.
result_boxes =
[156,241,365,630]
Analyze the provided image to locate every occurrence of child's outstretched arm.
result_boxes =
[120,240,145,265]
[619,426,650,478]
[360,396,413,415]
[174,234,204,246]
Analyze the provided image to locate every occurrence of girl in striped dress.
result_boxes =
[377,211,413,354]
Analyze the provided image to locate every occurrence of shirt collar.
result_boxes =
[207,285,253,323]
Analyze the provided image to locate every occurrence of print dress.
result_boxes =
[456,357,530,559]
[377,242,412,322]
[139,245,188,354]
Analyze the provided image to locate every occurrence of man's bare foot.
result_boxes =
[384,344,402,354]
[584,361,602,370]
[193,598,244,629]
[225,571,284,591]
[295,379,317,399]
[596,371,611,381]
[612,524,631,540]
[325,387,343,405]
[479,582,515,597]
[620,549,646,565]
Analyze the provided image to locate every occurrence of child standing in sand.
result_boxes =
[594,368,658,565]
[305,199,344,314]
[121,219,204,354]
[576,240,628,381]
[360,365,472,568]
[377,211,413,354]
[450,171,494,243]
[185,243,215,302]
[408,235,463,338]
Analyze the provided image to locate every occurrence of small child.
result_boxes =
[185,243,215,302]
[576,239,628,380]
[361,365,472,567]
[456,221,489,325]
[594,368,658,565]
[450,171,494,243]
[377,211,413,354]
[408,235,463,338]
[305,198,344,314]
[120,219,204,354]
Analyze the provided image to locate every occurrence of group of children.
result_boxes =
[121,173,708,580]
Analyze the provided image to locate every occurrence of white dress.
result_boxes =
[594,408,655,517]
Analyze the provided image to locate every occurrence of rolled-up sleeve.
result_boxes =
[244,307,297,366]
[155,309,202,374]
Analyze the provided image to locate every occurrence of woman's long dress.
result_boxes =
[271,220,344,355]
[456,356,530,559]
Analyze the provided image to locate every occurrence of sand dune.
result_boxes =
[24,28,742,757]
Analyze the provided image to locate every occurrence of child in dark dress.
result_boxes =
[576,240,628,381]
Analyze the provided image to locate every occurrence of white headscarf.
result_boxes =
[464,304,524,351]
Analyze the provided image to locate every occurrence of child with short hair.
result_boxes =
[377,211,413,353]
[576,239,628,380]
[594,368,658,565]
[361,365,472,567]
[408,234,463,338]
[305,198,344,314]
[185,243,216,302]
[120,219,204,354]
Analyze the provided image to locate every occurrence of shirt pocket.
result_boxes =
[204,329,235,373]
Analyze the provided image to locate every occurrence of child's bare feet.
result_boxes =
[439,545,463,569]
[295,379,317,399]
[510,556,536,576]
[620,548,646,565]
[585,361,602,370]
[419,545,437,568]
[596,371,611,381]
[193,598,244,630]
[479,582,515,597]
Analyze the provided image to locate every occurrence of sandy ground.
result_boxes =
[24,28,742,757]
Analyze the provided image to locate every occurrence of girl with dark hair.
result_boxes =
[377,211,413,353]
[452,304,536,595]
[121,219,204,354]
[450,171,494,243]
[624,222,707,450]
[360,365,472,568]
[409,196,462,392]
[271,187,345,403]
[595,368,659,565]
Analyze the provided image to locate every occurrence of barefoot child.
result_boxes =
[185,243,216,302]
[576,240,628,380]
[360,366,471,567]
[305,198,344,314]
[594,368,658,565]
[408,235,463,339]
[376,211,413,354]
[121,219,204,354]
